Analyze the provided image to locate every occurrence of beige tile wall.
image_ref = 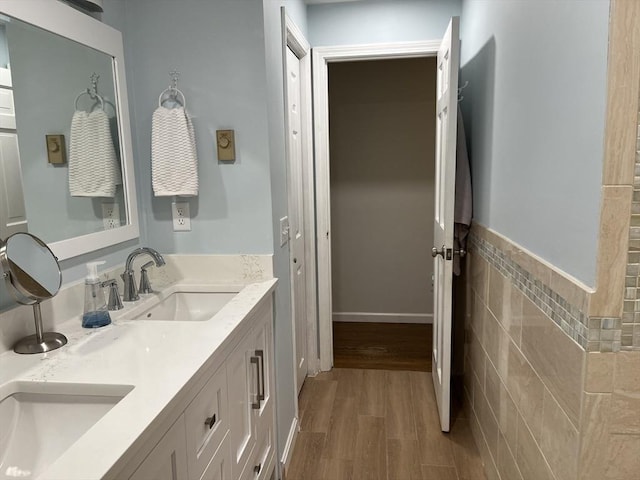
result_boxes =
[578,351,640,480]
[467,226,640,480]
[464,241,585,480]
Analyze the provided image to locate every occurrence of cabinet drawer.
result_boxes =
[199,432,231,480]
[185,365,228,480]
[240,422,275,480]
[253,421,274,480]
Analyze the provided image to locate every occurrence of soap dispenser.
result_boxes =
[82,261,111,328]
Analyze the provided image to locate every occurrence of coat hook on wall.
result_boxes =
[458,80,469,102]
[158,69,186,108]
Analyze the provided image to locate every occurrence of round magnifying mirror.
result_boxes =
[0,232,67,354]
[1,232,62,303]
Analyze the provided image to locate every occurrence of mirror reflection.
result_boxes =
[0,14,127,244]
[1,232,61,303]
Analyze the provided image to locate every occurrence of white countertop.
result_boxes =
[0,278,277,480]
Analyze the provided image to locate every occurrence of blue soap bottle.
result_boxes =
[82,261,111,328]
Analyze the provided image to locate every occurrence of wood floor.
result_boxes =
[285,369,487,480]
[333,323,432,371]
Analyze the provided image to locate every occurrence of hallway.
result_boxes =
[285,369,487,480]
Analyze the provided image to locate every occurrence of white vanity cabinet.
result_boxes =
[125,294,275,480]
[228,302,275,480]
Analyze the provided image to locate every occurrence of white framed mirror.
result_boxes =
[0,0,139,260]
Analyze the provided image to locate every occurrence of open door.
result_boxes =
[432,16,460,433]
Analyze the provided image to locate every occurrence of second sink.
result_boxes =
[0,381,132,480]
[132,291,238,322]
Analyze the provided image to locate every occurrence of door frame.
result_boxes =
[312,41,441,371]
[282,11,319,381]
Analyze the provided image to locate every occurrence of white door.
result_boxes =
[285,46,308,394]
[432,16,460,433]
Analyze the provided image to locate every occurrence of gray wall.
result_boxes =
[308,0,461,46]
[329,58,436,316]
[459,0,610,286]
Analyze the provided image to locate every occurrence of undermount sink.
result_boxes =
[0,381,132,480]
[132,291,238,322]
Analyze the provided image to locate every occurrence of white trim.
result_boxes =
[313,41,440,372]
[332,312,433,324]
[283,11,320,382]
[280,416,299,475]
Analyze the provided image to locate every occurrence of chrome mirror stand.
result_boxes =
[13,302,67,354]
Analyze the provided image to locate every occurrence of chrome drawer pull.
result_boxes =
[250,356,261,409]
[255,349,265,401]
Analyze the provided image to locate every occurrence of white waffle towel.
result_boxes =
[68,109,121,197]
[151,106,198,196]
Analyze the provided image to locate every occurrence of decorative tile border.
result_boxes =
[470,233,623,352]
[470,234,589,348]
[622,110,640,349]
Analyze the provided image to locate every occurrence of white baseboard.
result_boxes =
[332,312,433,324]
[280,416,299,475]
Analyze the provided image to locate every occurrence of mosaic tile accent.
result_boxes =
[623,111,640,350]
[469,234,591,349]
[470,232,628,352]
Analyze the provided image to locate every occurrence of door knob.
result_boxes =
[432,246,445,258]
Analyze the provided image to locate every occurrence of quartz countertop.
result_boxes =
[0,278,277,480]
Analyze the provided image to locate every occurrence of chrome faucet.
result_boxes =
[122,247,166,301]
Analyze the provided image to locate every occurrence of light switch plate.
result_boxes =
[280,216,289,247]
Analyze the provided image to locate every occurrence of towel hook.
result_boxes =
[158,69,186,108]
[74,72,104,111]
[90,72,100,97]
[169,69,180,93]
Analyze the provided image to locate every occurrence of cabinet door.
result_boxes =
[250,310,273,427]
[129,415,188,480]
[0,88,16,129]
[227,332,258,479]
[185,364,229,480]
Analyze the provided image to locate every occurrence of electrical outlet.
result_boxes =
[172,201,191,231]
[102,202,120,229]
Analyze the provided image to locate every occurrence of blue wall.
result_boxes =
[118,0,274,257]
[112,0,308,464]
[308,0,461,46]
[459,0,610,286]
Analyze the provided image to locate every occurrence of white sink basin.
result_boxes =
[0,381,132,479]
[133,291,237,322]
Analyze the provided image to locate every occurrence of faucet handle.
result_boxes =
[101,279,124,311]
[138,261,155,294]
